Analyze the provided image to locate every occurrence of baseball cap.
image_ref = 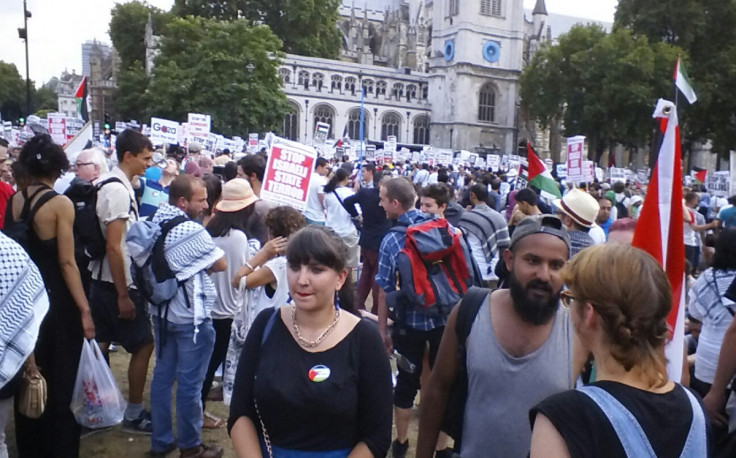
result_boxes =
[510,215,570,250]
[188,141,202,153]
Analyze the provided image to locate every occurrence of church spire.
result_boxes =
[533,0,547,16]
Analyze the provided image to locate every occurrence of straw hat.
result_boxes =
[215,178,258,212]
[553,188,600,228]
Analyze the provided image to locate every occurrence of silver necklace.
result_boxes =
[291,304,341,348]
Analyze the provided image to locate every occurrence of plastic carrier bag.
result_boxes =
[70,339,126,429]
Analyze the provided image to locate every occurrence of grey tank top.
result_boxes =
[460,300,574,457]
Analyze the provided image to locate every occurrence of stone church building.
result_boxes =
[278,0,552,155]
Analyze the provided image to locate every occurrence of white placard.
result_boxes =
[47,113,67,145]
[566,136,585,182]
[610,167,627,184]
[150,117,180,144]
[261,137,318,211]
[487,154,500,172]
[188,113,211,136]
[582,160,594,182]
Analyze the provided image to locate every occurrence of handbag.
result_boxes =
[18,367,47,419]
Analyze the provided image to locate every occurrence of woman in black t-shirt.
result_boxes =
[530,244,709,458]
[228,226,393,457]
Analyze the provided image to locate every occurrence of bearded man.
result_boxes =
[416,215,589,458]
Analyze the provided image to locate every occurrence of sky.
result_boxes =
[0,0,618,86]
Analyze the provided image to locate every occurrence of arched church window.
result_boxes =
[376,81,387,97]
[279,68,291,84]
[283,102,299,141]
[392,83,404,100]
[313,104,335,137]
[347,108,369,141]
[449,0,459,16]
[413,116,430,145]
[313,73,324,92]
[406,84,417,101]
[381,112,401,141]
[331,75,342,92]
[363,79,374,94]
[345,77,357,95]
[298,71,310,89]
[481,0,502,16]
[478,83,496,122]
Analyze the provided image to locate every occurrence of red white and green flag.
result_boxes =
[674,57,697,104]
[527,143,562,199]
[632,99,686,382]
[74,76,89,122]
[692,168,707,184]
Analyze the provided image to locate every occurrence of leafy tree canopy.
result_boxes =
[109,1,172,70]
[145,17,289,136]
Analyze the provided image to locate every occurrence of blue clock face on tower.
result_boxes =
[444,39,455,62]
[483,41,501,63]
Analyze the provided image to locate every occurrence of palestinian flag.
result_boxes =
[674,57,697,104]
[74,76,89,122]
[527,143,562,199]
[692,168,707,184]
[632,99,686,382]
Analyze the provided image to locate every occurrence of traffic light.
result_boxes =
[104,113,111,130]
[18,117,25,126]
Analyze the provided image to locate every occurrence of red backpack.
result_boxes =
[386,218,480,321]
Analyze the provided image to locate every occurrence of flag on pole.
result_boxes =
[74,76,89,122]
[692,168,707,184]
[527,143,562,199]
[673,58,697,104]
[632,99,686,382]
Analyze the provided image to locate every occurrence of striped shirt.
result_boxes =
[567,230,594,258]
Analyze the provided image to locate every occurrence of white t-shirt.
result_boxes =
[210,229,250,320]
[303,174,327,222]
[588,224,606,245]
[324,186,357,237]
[414,169,429,186]
[247,256,289,329]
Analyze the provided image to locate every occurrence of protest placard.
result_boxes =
[47,113,66,145]
[566,136,585,182]
[261,138,317,211]
[487,154,500,172]
[610,167,626,184]
[65,118,85,143]
[313,122,330,145]
[556,164,567,178]
[150,117,179,144]
[582,160,594,182]
[188,113,211,136]
[706,171,731,197]
[365,144,376,161]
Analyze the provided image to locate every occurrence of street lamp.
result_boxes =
[18,0,32,117]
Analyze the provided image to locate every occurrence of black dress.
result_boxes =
[10,187,84,458]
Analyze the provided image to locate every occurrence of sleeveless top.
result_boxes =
[460,301,574,457]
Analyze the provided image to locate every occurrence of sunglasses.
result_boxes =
[560,290,576,308]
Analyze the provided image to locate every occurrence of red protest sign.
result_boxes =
[261,138,317,211]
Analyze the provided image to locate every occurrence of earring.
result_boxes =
[334,291,340,310]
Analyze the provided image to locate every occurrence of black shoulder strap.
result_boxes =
[98,176,137,218]
[260,307,280,347]
[159,215,189,237]
[27,189,58,223]
[18,185,50,221]
[455,287,491,346]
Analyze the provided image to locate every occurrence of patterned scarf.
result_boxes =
[0,233,49,388]
[151,204,224,340]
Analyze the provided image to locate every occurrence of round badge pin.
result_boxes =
[308,365,331,383]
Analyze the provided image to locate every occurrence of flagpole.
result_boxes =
[359,86,365,165]
[673,57,679,108]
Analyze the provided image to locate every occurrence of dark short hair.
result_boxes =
[437,168,449,183]
[18,134,69,179]
[316,157,328,169]
[116,129,153,163]
[470,183,489,204]
[373,170,385,188]
[363,163,376,174]
[223,161,238,181]
[237,154,266,182]
[169,174,204,204]
[713,228,736,271]
[422,183,451,207]
[515,188,538,206]
[684,191,699,203]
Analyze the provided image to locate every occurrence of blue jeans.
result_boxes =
[150,318,215,452]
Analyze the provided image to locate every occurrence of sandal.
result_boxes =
[202,411,224,429]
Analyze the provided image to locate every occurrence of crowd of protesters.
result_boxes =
[1,132,735,458]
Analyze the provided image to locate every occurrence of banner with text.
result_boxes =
[261,137,318,211]
[150,117,180,144]
[187,113,211,136]
[47,113,66,145]
[566,136,585,183]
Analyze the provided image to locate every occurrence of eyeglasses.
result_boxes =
[560,290,576,308]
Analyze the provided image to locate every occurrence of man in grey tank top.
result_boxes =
[417,215,590,457]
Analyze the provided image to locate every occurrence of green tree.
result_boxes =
[109,1,171,70]
[173,0,342,58]
[521,25,682,162]
[32,85,58,115]
[0,61,26,121]
[145,17,289,136]
[615,0,736,158]
[114,64,150,122]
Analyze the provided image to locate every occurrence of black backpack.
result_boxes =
[64,177,134,268]
[2,185,57,252]
[441,286,491,452]
[615,200,629,219]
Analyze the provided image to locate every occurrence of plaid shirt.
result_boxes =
[568,229,594,258]
[376,209,447,331]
